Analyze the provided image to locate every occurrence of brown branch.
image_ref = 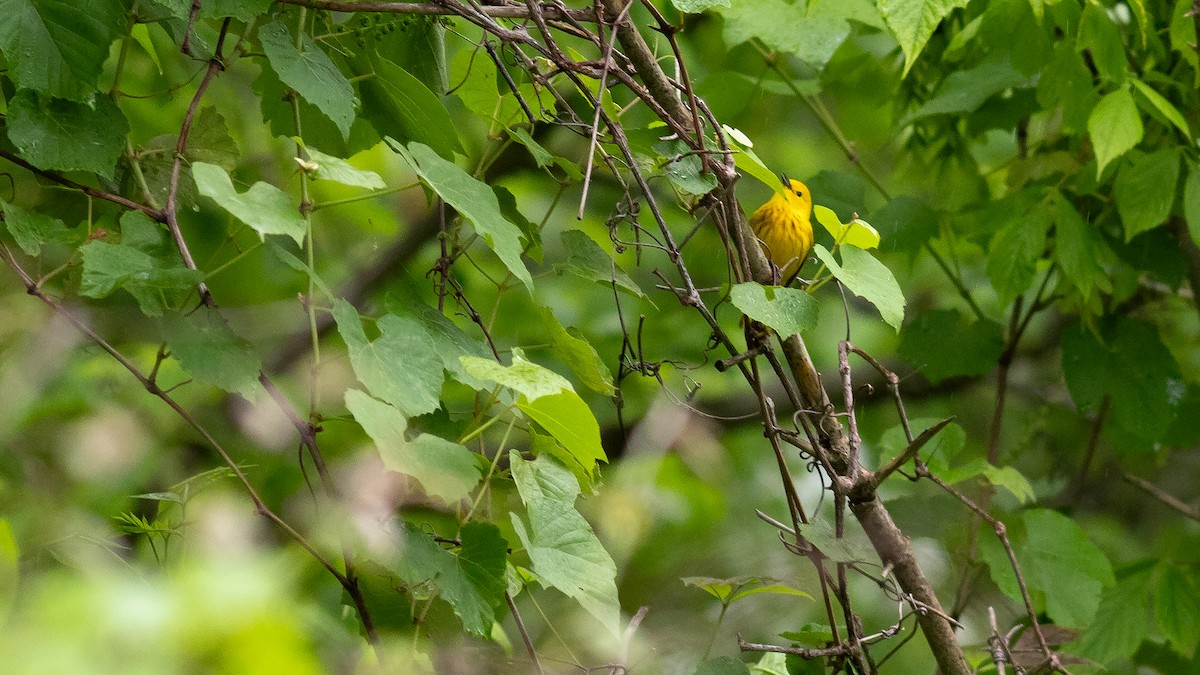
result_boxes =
[917,465,1063,673]
[275,0,596,22]
[164,18,234,307]
[0,243,345,584]
[738,633,854,658]
[0,148,166,221]
[1124,472,1200,522]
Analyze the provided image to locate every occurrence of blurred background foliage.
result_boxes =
[2,0,1200,673]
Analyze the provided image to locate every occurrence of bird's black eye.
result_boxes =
[794,190,804,197]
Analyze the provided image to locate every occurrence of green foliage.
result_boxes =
[730,282,819,336]
[2,0,1200,671]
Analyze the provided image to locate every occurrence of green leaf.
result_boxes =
[537,306,615,396]
[1062,319,1184,442]
[811,245,905,331]
[986,206,1050,303]
[0,198,69,255]
[0,519,18,620]
[871,195,939,255]
[898,310,1004,383]
[656,139,718,196]
[259,21,356,140]
[721,125,786,195]
[901,59,1033,124]
[730,282,819,336]
[79,240,204,316]
[0,0,125,101]
[161,306,262,399]
[1115,149,1180,241]
[1071,575,1150,664]
[298,144,386,189]
[682,576,810,606]
[192,162,308,247]
[518,391,607,476]
[1130,78,1191,138]
[332,299,443,417]
[509,453,620,636]
[671,0,729,13]
[387,140,532,291]
[1187,162,1200,248]
[265,239,332,299]
[1155,565,1200,658]
[1089,88,1143,179]
[813,205,880,249]
[556,230,646,299]
[345,389,480,504]
[461,351,571,401]
[719,0,882,70]
[934,459,1035,503]
[5,90,129,178]
[694,656,751,675]
[396,523,506,636]
[1037,41,1098,134]
[1024,509,1113,627]
[1049,189,1105,300]
[1077,2,1127,84]
[398,299,493,391]
[360,54,463,160]
[878,0,970,77]
[201,0,271,19]
[982,509,1113,628]
[506,127,583,181]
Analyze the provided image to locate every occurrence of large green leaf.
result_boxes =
[1076,2,1127,83]
[811,245,905,331]
[192,162,308,247]
[260,21,357,141]
[898,310,1004,383]
[537,306,616,396]
[461,352,572,401]
[0,0,125,101]
[79,240,204,316]
[1155,565,1200,658]
[462,352,606,473]
[360,55,463,160]
[719,0,882,70]
[1115,149,1180,241]
[555,230,645,299]
[0,198,69,255]
[986,206,1050,303]
[1062,320,1183,443]
[200,0,272,20]
[517,391,606,476]
[345,389,480,504]
[1049,189,1106,300]
[396,523,506,636]
[730,282,819,337]
[901,58,1033,124]
[5,90,129,178]
[332,299,443,418]
[878,0,970,76]
[388,140,532,291]
[161,306,262,399]
[509,454,619,636]
[980,509,1113,628]
[1089,88,1144,178]
[1071,574,1152,664]
[1187,162,1200,248]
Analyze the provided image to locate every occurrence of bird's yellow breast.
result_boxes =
[749,179,814,283]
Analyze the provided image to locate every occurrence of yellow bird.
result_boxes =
[748,175,814,285]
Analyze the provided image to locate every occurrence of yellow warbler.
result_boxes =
[749,176,813,285]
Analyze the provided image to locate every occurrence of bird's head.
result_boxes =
[776,174,813,220]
